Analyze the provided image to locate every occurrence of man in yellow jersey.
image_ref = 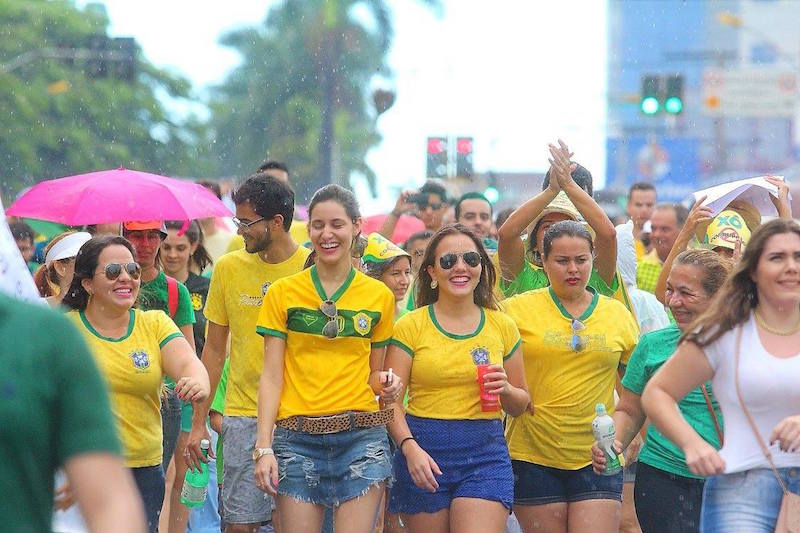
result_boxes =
[186,173,310,533]
[626,182,657,260]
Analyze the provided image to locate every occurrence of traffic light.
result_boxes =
[426,137,448,178]
[455,137,474,178]
[664,75,684,114]
[640,75,661,115]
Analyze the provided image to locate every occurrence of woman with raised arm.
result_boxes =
[496,140,619,300]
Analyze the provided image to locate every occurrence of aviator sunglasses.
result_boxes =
[319,300,339,339]
[103,262,142,281]
[439,251,482,270]
[571,318,587,352]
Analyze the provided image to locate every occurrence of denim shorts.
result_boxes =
[701,467,800,532]
[272,424,392,507]
[389,415,514,515]
[512,460,622,505]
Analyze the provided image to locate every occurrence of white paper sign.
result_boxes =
[0,199,44,302]
[692,176,791,218]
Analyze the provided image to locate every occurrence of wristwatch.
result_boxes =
[252,447,274,461]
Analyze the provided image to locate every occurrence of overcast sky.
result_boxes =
[84,0,608,213]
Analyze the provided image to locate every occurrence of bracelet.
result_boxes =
[399,436,416,451]
[390,210,402,217]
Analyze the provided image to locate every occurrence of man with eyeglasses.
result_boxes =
[186,173,309,533]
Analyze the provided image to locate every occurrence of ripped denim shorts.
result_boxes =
[272,424,392,507]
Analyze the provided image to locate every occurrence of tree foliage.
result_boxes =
[0,0,206,200]
[203,0,398,201]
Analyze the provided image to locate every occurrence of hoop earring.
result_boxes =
[430,279,438,289]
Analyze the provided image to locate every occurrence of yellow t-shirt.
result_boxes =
[204,246,310,416]
[503,287,639,470]
[226,221,309,254]
[256,266,395,419]
[391,305,521,420]
[68,309,183,467]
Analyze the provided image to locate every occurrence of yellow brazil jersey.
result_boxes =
[204,246,310,416]
[390,305,521,420]
[256,265,395,420]
[503,287,639,470]
[67,309,183,467]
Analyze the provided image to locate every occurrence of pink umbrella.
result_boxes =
[361,213,425,244]
[7,167,232,225]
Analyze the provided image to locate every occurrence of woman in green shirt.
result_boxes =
[592,249,731,532]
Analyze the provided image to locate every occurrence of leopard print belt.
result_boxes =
[276,407,394,434]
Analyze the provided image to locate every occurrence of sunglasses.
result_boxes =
[439,251,482,270]
[319,300,339,339]
[232,217,265,231]
[571,318,587,352]
[422,202,444,210]
[103,262,141,281]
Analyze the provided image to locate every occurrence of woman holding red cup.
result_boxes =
[384,224,530,533]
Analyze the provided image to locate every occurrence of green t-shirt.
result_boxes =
[621,324,723,479]
[210,357,230,485]
[0,293,121,532]
[138,271,196,328]
[139,271,195,388]
[499,260,619,299]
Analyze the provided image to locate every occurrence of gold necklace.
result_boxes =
[754,310,800,336]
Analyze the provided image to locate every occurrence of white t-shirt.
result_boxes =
[703,315,800,473]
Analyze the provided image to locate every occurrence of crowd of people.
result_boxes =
[3,140,800,533]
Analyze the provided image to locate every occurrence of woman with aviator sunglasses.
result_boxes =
[503,220,638,533]
[383,224,530,532]
[254,185,401,532]
[63,235,210,531]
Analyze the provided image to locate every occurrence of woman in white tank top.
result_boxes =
[642,218,800,532]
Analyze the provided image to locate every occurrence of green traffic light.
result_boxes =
[641,96,659,115]
[484,186,500,204]
[665,96,683,114]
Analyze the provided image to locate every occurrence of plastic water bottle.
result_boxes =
[592,403,621,475]
[180,439,210,508]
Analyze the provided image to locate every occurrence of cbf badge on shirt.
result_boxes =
[130,350,151,372]
[353,312,372,336]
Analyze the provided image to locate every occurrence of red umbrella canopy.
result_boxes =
[7,167,231,225]
[360,213,425,245]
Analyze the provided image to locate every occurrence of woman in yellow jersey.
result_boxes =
[62,235,210,532]
[254,185,402,533]
[384,224,531,533]
[503,220,638,533]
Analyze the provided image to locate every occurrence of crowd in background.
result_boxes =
[3,140,800,533]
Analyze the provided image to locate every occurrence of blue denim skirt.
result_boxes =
[389,415,513,514]
[272,424,392,507]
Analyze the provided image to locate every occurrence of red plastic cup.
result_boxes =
[477,364,500,412]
